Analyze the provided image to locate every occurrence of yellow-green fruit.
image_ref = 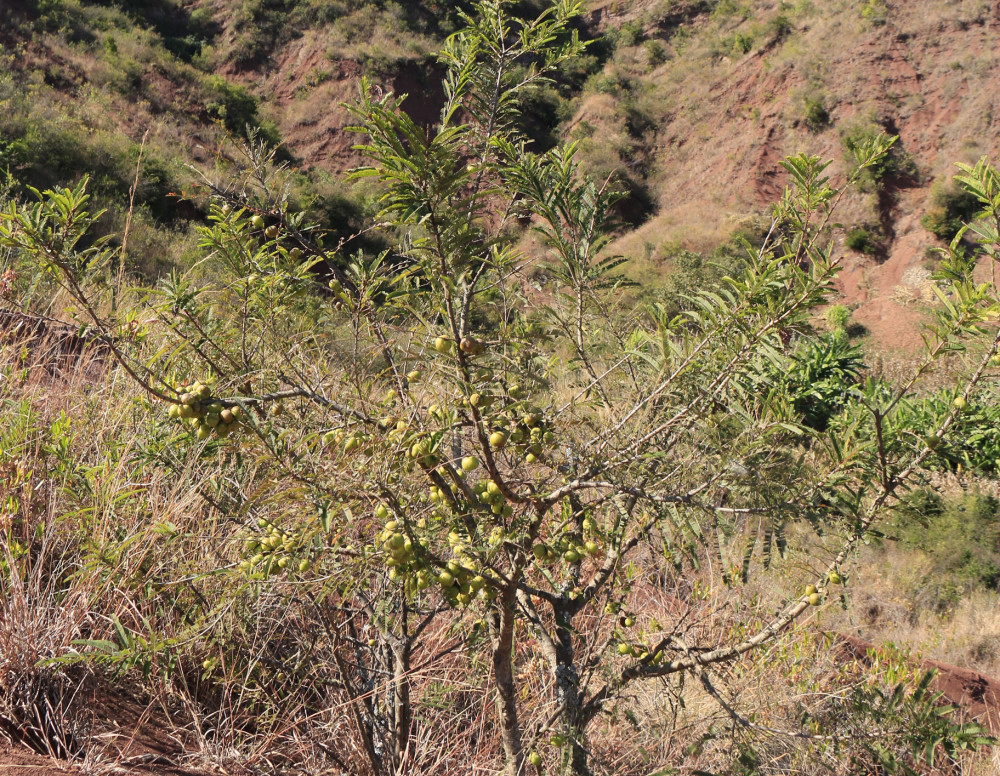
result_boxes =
[828,571,843,585]
[489,431,507,449]
[805,584,817,596]
[617,643,631,656]
[584,540,600,556]
[168,404,181,419]
[205,414,220,428]
[563,549,581,564]
[459,336,484,355]
[179,404,194,418]
[461,456,479,472]
[808,593,822,606]
[265,225,280,239]
[528,752,542,767]
[954,396,968,410]
[298,559,310,573]
[196,384,211,400]
[251,215,265,229]
[387,533,405,551]
[322,431,338,446]
[925,434,941,449]
[231,406,244,420]
[375,504,390,520]
[438,571,455,588]
[345,436,360,453]
[196,426,211,441]
[270,403,284,417]
[406,369,422,382]
[623,616,635,627]
[532,544,548,561]
[277,557,289,569]
[434,336,452,354]
[550,734,565,747]
[525,453,538,464]
[289,247,302,260]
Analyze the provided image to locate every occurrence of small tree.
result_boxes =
[2,2,999,774]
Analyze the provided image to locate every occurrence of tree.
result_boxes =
[1,1,998,774]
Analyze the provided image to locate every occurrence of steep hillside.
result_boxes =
[2,0,999,348]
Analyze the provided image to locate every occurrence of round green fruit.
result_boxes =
[489,431,508,449]
[532,544,548,561]
[584,540,600,556]
[461,456,479,472]
[528,752,542,767]
[289,248,302,260]
[805,584,817,596]
[264,225,280,239]
[623,616,635,627]
[563,549,581,564]
[251,215,265,229]
[196,426,211,441]
[808,593,822,606]
[406,369,422,382]
[953,396,968,410]
[828,571,843,585]
[617,643,631,656]
[438,571,455,588]
[434,337,452,354]
[298,559,310,573]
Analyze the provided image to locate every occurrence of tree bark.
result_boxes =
[491,587,525,776]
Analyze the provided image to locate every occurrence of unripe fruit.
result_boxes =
[221,409,235,425]
[289,248,302,260]
[528,752,542,767]
[805,584,817,596]
[434,337,452,354]
[270,403,284,417]
[375,504,390,520]
[828,571,843,585]
[406,369,422,382]
[489,431,508,449]
[438,571,455,588]
[462,456,479,472]
[954,396,968,410]
[168,404,181,419]
[251,215,265,229]
[563,549,581,563]
[387,533,405,551]
[533,544,548,561]
[525,453,538,464]
[624,616,635,627]
[277,557,289,569]
[196,426,211,441]
[298,559,310,573]
[584,540,600,556]
[265,225,280,239]
[617,643,631,656]
[808,593,822,606]
[196,384,211,400]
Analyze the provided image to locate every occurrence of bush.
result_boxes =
[803,94,829,130]
[922,181,981,242]
[845,227,875,254]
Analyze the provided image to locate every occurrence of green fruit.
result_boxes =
[406,369,422,382]
[231,406,244,420]
[525,453,538,464]
[270,403,284,417]
[563,549,581,564]
[489,431,508,449]
[345,436,360,453]
[205,414,220,428]
[265,225,280,239]
[298,559,310,573]
[289,248,302,260]
[277,557,289,569]
[953,396,968,410]
[808,593,822,606]
[528,751,542,767]
[375,504,390,520]
[438,571,455,588]
[179,404,194,419]
[434,336,452,354]
[168,404,180,419]
[805,584,817,596]
[251,215,265,229]
[461,456,479,472]
[196,426,211,441]
[924,434,941,449]
[623,616,635,627]
[533,544,548,561]
[196,384,211,400]
[584,540,600,556]
[617,643,631,656]
[828,571,843,585]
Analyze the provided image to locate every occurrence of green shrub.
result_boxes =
[922,182,981,242]
[845,227,876,254]
[643,38,667,68]
[803,94,829,130]
[825,302,851,331]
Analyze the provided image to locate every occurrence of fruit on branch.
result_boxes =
[460,336,485,355]
[434,336,453,354]
[251,215,265,229]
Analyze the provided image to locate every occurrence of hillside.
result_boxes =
[3,1,999,349]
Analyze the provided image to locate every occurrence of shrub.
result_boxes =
[922,181,982,242]
[845,227,875,254]
[803,94,829,130]
[1,4,997,775]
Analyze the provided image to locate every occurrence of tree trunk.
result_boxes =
[550,603,590,776]
[491,587,525,776]
[391,640,412,769]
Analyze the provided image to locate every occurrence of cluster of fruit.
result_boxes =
[167,382,245,440]
[377,505,495,606]
[531,534,601,565]
[488,405,556,464]
[432,335,485,358]
[240,520,311,576]
[323,427,373,457]
[473,478,514,518]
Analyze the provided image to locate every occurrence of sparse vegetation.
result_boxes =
[1,1,1000,774]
